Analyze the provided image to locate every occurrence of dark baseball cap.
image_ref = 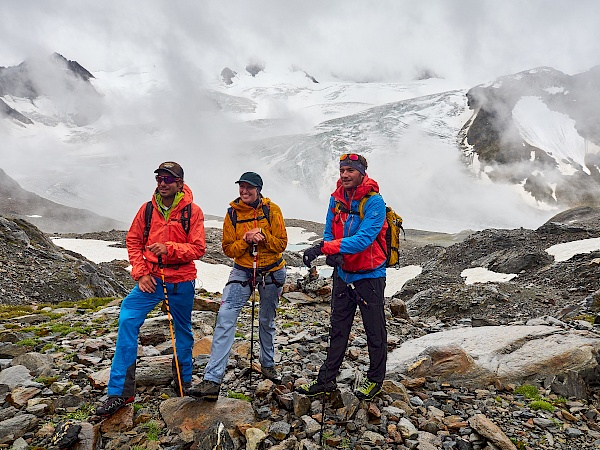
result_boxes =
[154,161,184,179]
[235,172,263,189]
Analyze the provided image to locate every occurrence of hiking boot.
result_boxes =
[96,395,134,417]
[354,377,382,401]
[261,366,281,383]
[188,380,220,401]
[172,379,193,397]
[295,379,337,397]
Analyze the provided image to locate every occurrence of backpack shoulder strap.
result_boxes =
[180,203,192,235]
[262,204,271,225]
[143,201,153,245]
[228,203,271,228]
[227,206,237,228]
[358,191,380,219]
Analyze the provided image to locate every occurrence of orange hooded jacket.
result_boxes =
[222,196,287,271]
[126,184,206,283]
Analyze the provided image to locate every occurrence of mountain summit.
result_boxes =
[460,66,600,207]
[0,52,102,126]
[2,58,600,231]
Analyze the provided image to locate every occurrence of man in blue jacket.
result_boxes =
[298,153,387,401]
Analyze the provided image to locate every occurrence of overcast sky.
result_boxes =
[2,1,599,86]
[2,1,599,231]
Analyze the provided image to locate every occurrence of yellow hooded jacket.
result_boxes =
[222,196,287,271]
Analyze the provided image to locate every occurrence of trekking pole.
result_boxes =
[158,255,184,397]
[249,244,258,388]
[320,266,335,446]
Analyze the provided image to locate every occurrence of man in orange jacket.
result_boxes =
[97,162,205,416]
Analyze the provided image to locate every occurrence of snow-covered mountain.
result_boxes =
[460,66,600,209]
[1,55,599,233]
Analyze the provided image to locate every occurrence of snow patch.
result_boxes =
[461,267,517,285]
[546,238,600,262]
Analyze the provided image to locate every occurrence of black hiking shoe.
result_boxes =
[172,379,193,397]
[261,366,281,383]
[354,377,382,401]
[295,379,337,397]
[188,380,220,401]
[96,395,134,417]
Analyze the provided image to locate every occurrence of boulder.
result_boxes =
[388,325,600,388]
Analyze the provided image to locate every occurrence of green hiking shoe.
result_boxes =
[354,377,382,401]
[295,379,337,397]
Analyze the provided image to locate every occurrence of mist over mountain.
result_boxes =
[460,65,600,207]
[1,55,599,233]
[0,168,126,233]
[0,52,102,126]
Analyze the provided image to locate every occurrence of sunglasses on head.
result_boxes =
[340,153,360,161]
[155,175,181,184]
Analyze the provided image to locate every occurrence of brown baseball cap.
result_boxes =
[154,161,184,179]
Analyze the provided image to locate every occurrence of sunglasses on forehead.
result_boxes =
[155,175,181,184]
[340,153,360,161]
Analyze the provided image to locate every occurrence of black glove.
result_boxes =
[326,253,344,267]
[303,242,324,267]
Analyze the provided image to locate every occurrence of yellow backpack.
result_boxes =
[334,192,405,267]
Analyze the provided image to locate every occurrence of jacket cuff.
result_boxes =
[322,240,341,255]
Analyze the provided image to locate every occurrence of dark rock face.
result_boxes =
[0,53,102,126]
[0,99,32,125]
[245,62,265,77]
[396,206,600,322]
[0,169,126,233]
[460,66,600,208]
[0,215,129,304]
[220,67,237,85]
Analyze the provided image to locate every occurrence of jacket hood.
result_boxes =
[332,175,379,205]
[229,196,272,212]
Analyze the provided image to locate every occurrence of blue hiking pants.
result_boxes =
[203,266,286,384]
[107,279,195,397]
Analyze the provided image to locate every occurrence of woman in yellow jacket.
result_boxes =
[196,172,287,400]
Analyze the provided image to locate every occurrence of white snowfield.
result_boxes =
[51,233,600,296]
[512,96,587,176]
[546,237,600,263]
[51,221,318,294]
[2,65,559,234]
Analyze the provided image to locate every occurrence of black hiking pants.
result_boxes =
[317,270,387,385]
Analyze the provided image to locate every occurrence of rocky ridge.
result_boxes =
[3,207,600,448]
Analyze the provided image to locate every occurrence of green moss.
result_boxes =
[282,322,300,329]
[143,420,161,441]
[226,390,251,402]
[567,314,595,324]
[65,403,94,420]
[514,384,541,400]
[16,338,39,347]
[530,400,555,412]
[35,376,58,387]
[510,437,527,450]
[0,304,35,320]
[40,312,64,320]
[133,403,143,413]
[40,343,55,353]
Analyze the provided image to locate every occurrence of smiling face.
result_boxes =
[238,181,259,204]
[156,170,183,205]
[340,165,364,190]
